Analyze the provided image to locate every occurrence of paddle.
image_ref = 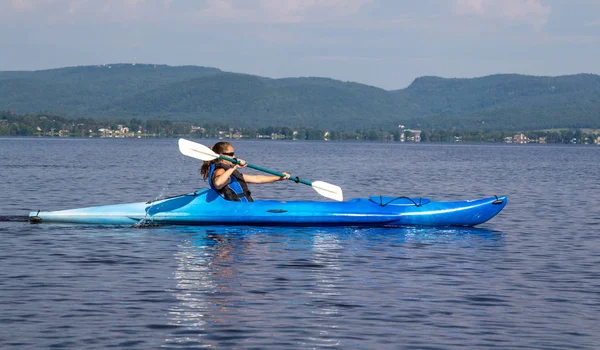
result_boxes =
[178,138,344,201]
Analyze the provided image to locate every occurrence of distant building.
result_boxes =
[513,133,528,144]
[400,129,421,142]
[98,128,112,137]
[114,125,132,137]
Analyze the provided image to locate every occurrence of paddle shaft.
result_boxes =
[220,155,312,186]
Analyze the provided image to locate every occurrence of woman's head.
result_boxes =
[200,142,235,181]
[212,141,234,156]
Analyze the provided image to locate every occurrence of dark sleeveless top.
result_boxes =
[208,163,253,202]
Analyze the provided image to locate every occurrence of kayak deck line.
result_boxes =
[369,196,429,207]
[144,189,204,205]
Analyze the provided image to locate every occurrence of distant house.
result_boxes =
[114,125,132,137]
[191,126,204,133]
[513,133,528,144]
[98,128,112,137]
[410,130,421,142]
[400,129,421,142]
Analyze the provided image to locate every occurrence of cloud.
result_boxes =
[194,0,373,23]
[2,0,176,22]
[307,55,381,62]
[584,19,600,27]
[454,0,551,30]
[10,0,32,10]
[1,0,373,24]
[268,0,372,21]
[454,0,485,15]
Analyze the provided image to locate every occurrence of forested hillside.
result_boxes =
[393,74,600,130]
[0,64,221,114]
[1,64,599,130]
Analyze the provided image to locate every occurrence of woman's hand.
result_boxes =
[234,158,248,169]
[279,172,290,181]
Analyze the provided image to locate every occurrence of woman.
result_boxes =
[200,141,290,202]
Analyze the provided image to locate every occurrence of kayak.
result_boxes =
[29,189,507,227]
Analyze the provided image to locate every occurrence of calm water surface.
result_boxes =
[1,138,599,349]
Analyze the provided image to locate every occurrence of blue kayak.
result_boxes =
[29,189,507,227]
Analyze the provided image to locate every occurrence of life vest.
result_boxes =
[208,163,254,202]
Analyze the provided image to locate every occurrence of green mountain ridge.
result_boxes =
[0,64,222,115]
[1,64,599,130]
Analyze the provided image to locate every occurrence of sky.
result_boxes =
[1,0,599,90]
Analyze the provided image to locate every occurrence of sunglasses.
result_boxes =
[221,152,235,157]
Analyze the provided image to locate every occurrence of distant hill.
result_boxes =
[393,74,600,130]
[1,64,599,130]
[0,64,221,115]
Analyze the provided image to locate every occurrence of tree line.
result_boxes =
[1,112,598,144]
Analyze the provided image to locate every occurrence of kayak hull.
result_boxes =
[29,189,507,227]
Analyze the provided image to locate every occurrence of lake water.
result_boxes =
[1,137,599,349]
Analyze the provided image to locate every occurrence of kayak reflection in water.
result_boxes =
[199,142,290,202]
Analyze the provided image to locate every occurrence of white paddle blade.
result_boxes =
[178,138,218,161]
[312,181,344,201]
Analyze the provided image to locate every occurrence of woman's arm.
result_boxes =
[211,167,237,189]
[243,172,290,184]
